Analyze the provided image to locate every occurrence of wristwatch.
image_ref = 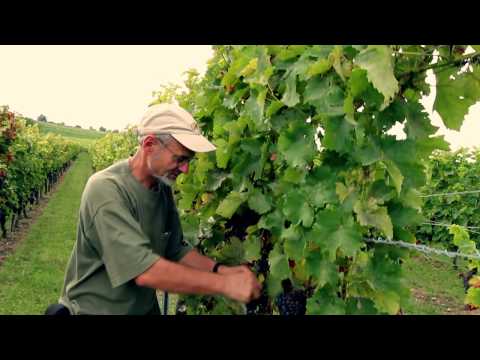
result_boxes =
[212,262,224,273]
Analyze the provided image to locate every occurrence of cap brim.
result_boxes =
[171,134,217,153]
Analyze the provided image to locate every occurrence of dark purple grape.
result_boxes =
[275,290,306,316]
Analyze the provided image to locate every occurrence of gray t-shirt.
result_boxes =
[59,159,192,315]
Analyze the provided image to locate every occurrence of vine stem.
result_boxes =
[398,51,480,77]
[267,83,280,102]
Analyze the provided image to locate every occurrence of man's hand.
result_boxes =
[222,269,262,303]
[217,264,251,275]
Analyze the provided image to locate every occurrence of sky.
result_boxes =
[389,68,480,151]
[0,45,214,131]
[0,45,478,150]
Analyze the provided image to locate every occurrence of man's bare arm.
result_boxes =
[135,257,261,303]
[178,249,216,272]
[179,249,251,275]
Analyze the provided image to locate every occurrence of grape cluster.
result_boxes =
[254,257,269,274]
[246,294,270,315]
[275,290,307,316]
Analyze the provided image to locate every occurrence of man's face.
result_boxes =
[146,136,193,183]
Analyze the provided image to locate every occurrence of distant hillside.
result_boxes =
[35,121,105,146]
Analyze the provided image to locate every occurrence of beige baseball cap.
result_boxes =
[137,103,216,153]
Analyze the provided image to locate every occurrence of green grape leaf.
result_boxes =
[355,45,399,108]
[376,98,407,130]
[322,116,354,154]
[277,45,309,61]
[243,47,274,86]
[344,92,356,124]
[306,58,332,79]
[433,66,480,130]
[345,298,378,315]
[178,184,198,210]
[266,273,283,299]
[213,107,233,137]
[215,191,248,219]
[243,234,261,262]
[223,87,249,109]
[389,204,424,228]
[373,290,401,315]
[215,237,245,265]
[336,182,353,203]
[281,71,300,107]
[268,242,290,280]
[257,209,284,237]
[304,75,346,117]
[400,188,423,211]
[304,166,339,207]
[415,136,450,158]
[310,210,362,261]
[282,225,305,261]
[243,87,267,130]
[281,189,314,227]
[224,117,247,145]
[306,287,346,315]
[305,250,339,287]
[353,199,393,239]
[465,287,480,307]
[352,139,382,166]
[349,68,369,98]
[247,188,272,215]
[331,224,363,259]
[180,214,200,245]
[282,166,307,184]
[266,100,285,118]
[215,138,232,169]
[404,101,438,140]
[278,122,316,168]
[205,171,229,192]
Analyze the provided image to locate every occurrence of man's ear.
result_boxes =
[141,135,157,152]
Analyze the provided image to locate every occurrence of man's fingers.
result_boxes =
[252,287,261,300]
[239,265,252,273]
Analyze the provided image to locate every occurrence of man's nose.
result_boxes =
[179,163,189,174]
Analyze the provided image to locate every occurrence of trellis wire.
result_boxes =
[364,237,480,260]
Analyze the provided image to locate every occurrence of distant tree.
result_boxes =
[89,126,95,131]
[99,126,107,132]
[59,122,65,126]
[37,114,47,122]
[112,129,119,133]
[75,125,82,128]
[24,117,35,126]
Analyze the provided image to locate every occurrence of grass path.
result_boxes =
[0,153,92,314]
[403,253,479,315]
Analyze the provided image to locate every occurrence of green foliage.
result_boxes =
[1,107,81,220]
[89,128,137,171]
[418,148,480,247]
[89,45,480,315]
[35,120,104,148]
[449,225,480,307]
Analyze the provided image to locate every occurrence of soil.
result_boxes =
[410,287,480,315]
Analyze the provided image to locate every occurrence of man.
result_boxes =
[51,104,261,315]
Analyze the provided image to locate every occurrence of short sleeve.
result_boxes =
[87,202,161,288]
